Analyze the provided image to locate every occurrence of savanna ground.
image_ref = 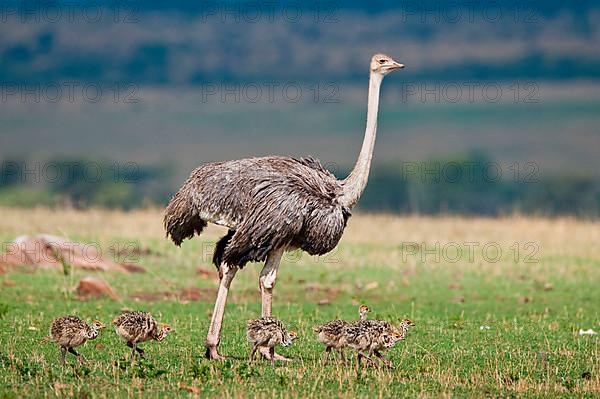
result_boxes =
[0,208,598,398]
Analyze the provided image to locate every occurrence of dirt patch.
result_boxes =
[119,263,146,273]
[130,287,216,302]
[76,277,120,300]
[109,245,161,258]
[196,266,219,280]
[303,282,340,305]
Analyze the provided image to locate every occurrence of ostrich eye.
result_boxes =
[378,59,387,64]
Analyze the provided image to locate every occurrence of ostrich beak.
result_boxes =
[392,61,405,70]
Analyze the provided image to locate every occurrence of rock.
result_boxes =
[76,277,119,300]
[1,234,146,273]
[519,296,531,304]
[196,267,219,280]
[120,263,146,273]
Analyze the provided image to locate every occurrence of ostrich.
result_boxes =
[164,53,405,360]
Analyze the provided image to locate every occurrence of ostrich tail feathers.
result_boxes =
[164,186,206,246]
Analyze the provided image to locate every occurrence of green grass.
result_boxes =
[0,212,599,398]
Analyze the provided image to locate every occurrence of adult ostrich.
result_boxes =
[164,53,405,360]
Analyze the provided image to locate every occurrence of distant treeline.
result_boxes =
[2,1,599,85]
[0,154,598,217]
[358,154,600,217]
[0,159,172,209]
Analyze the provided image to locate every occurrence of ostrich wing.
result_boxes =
[165,156,349,267]
[221,187,305,266]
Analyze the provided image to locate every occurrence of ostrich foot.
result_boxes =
[205,346,226,361]
[259,347,292,362]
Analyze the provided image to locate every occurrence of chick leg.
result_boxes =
[127,342,136,358]
[60,346,67,366]
[249,344,260,362]
[338,348,346,364]
[270,347,276,368]
[68,347,85,364]
[373,350,391,367]
[136,347,145,358]
[324,346,332,363]
[357,352,363,370]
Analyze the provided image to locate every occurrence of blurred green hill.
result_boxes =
[1,153,598,217]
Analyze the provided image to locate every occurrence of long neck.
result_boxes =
[340,72,383,209]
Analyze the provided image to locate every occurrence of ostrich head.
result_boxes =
[283,330,298,346]
[370,53,405,76]
[358,304,370,320]
[87,320,105,339]
[155,324,173,341]
[399,318,416,329]
[389,331,405,346]
[91,320,105,330]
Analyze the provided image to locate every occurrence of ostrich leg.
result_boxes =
[205,263,238,360]
[259,247,284,317]
[258,247,291,361]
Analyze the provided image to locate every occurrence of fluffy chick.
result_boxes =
[314,304,370,362]
[50,316,105,365]
[247,317,297,367]
[113,311,172,360]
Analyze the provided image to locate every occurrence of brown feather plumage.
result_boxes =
[314,305,370,362]
[113,311,171,359]
[164,156,350,268]
[50,316,104,364]
[247,317,297,366]
[342,318,415,367]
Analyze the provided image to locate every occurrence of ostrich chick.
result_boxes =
[343,318,415,368]
[113,311,172,360]
[373,319,416,366]
[50,316,105,365]
[314,304,370,363]
[247,317,297,367]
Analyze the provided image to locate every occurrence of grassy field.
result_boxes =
[0,208,598,398]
